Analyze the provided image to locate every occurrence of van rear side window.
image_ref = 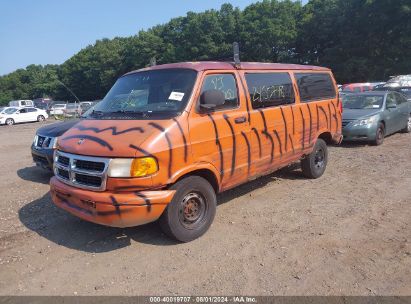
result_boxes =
[245,73,294,109]
[295,73,336,102]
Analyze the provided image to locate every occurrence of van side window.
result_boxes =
[200,74,238,110]
[295,73,336,102]
[245,73,295,109]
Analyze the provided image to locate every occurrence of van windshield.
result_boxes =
[90,69,197,119]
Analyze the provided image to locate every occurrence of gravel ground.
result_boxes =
[0,120,410,296]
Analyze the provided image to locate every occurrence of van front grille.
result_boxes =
[58,155,70,166]
[54,151,110,191]
[58,168,70,180]
[75,159,105,172]
[75,173,102,187]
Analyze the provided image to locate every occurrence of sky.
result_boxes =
[0,0,308,76]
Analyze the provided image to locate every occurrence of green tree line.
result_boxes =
[0,0,410,105]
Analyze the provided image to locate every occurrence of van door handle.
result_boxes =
[234,116,247,124]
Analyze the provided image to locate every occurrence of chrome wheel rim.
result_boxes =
[6,119,13,125]
[179,192,206,229]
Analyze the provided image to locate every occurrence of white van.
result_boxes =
[9,100,34,107]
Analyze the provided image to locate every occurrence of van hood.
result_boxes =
[37,119,80,137]
[342,108,382,120]
[57,119,174,157]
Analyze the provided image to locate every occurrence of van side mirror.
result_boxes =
[199,90,225,112]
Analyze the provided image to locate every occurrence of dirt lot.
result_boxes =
[0,120,410,296]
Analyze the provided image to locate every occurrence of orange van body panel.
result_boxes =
[50,62,342,227]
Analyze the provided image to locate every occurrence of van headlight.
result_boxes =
[352,116,377,127]
[107,157,158,177]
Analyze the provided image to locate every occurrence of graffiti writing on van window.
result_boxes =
[251,85,292,103]
[210,76,235,100]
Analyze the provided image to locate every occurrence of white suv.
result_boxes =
[0,107,48,125]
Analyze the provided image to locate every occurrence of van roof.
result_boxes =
[125,61,330,76]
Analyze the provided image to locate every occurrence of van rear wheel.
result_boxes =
[159,176,216,242]
[301,138,328,179]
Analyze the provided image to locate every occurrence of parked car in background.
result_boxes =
[0,107,48,126]
[0,107,10,114]
[385,75,411,88]
[49,103,67,115]
[341,82,384,93]
[31,103,99,170]
[8,100,34,107]
[373,86,411,101]
[398,87,411,101]
[341,91,411,145]
[0,107,18,114]
[63,103,81,117]
[33,102,48,110]
[79,101,95,115]
[32,119,79,170]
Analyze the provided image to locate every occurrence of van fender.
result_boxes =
[169,162,221,190]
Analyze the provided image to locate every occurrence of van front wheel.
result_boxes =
[159,176,216,242]
[301,138,328,179]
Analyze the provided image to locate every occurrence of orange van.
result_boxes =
[50,61,342,242]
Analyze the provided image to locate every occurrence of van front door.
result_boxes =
[189,72,251,190]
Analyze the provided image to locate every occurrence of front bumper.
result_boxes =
[342,124,377,141]
[31,144,54,170]
[50,177,175,228]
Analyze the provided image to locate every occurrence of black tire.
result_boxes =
[372,123,385,146]
[37,115,45,122]
[5,118,14,126]
[159,176,217,242]
[301,138,328,179]
[401,114,411,133]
